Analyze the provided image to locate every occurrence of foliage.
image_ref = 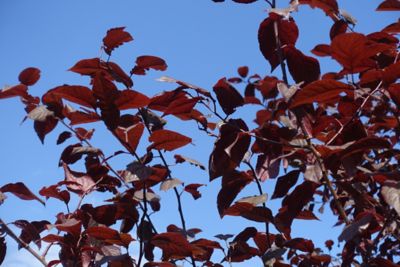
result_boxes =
[1,0,400,266]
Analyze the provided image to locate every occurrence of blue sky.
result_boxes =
[0,0,398,266]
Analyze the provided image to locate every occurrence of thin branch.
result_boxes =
[307,144,350,225]
[326,81,383,145]
[0,218,48,266]
[244,162,271,248]
[138,108,196,267]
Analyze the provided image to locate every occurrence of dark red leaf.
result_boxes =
[331,33,391,74]
[217,171,253,216]
[284,238,314,253]
[212,78,244,115]
[56,131,72,145]
[34,116,58,144]
[151,232,195,260]
[148,129,191,151]
[330,20,348,40]
[184,184,204,200]
[69,58,101,76]
[103,27,133,55]
[290,79,353,108]
[258,15,299,71]
[55,218,82,237]
[131,56,167,75]
[298,0,339,20]
[377,0,400,11]
[271,170,300,199]
[115,90,150,110]
[0,237,6,265]
[63,163,96,196]
[285,45,320,84]
[238,66,249,77]
[47,85,96,108]
[0,84,28,99]
[311,44,332,57]
[1,182,44,205]
[65,109,101,125]
[86,226,120,240]
[39,184,70,204]
[115,122,144,153]
[18,67,40,86]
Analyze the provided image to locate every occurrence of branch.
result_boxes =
[326,81,383,145]
[307,144,350,225]
[244,162,271,248]
[0,218,48,266]
[138,108,196,267]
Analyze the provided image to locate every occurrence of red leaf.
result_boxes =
[290,79,353,108]
[86,226,120,240]
[388,84,400,107]
[331,33,390,74]
[174,155,205,170]
[18,67,40,86]
[0,84,28,99]
[56,131,72,145]
[103,27,133,55]
[184,184,204,200]
[115,122,144,153]
[258,15,299,70]
[115,89,150,110]
[47,85,96,108]
[284,238,314,253]
[0,237,5,265]
[271,170,300,199]
[285,45,320,84]
[163,96,201,117]
[298,0,339,20]
[65,109,101,125]
[311,44,332,57]
[209,119,250,180]
[339,137,391,160]
[69,58,101,76]
[217,171,253,216]
[1,182,44,205]
[63,163,96,196]
[131,56,168,75]
[151,232,195,260]
[148,129,191,151]
[330,20,348,40]
[213,78,244,115]
[237,66,249,78]
[55,218,82,237]
[39,184,70,204]
[377,0,400,11]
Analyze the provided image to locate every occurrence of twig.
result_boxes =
[326,81,383,145]
[138,108,197,267]
[307,144,350,225]
[244,162,272,248]
[0,218,48,266]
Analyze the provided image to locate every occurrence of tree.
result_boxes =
[0,0,399,266]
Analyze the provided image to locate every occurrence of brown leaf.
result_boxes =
[381,180,400,216]
[63,163,96,196]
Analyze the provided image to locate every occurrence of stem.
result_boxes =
[244,162,271,248]
[138,108,196,267]
[307,144,350,225]
[0,218,48,266]
[326,81,383,145]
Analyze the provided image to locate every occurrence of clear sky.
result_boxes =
[0,0,397,266]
